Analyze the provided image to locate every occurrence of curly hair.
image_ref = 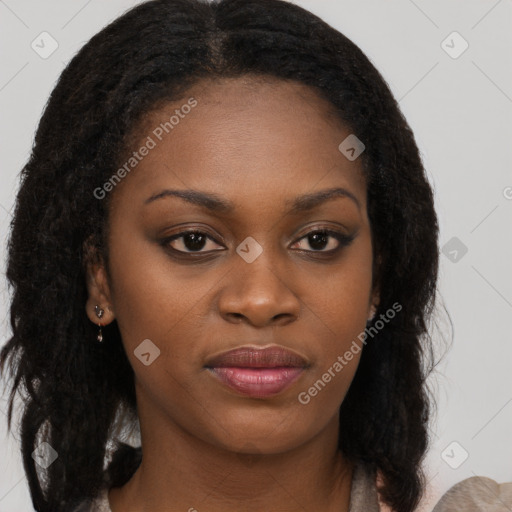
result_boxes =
[0,0,444,511]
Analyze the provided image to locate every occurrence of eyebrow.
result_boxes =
[286,187,361,214]
[144,186,361,213]
[144,189,234,213]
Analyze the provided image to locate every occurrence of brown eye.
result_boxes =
[291,229,355,253]
[164,230,224,253]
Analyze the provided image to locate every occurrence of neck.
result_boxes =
[109,400,354,512]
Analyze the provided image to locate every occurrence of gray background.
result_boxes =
[1,0,511,510]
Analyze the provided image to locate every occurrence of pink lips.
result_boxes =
[205,346,308,398]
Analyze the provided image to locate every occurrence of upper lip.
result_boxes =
[205,345,309,368]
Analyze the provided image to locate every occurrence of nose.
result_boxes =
[218,256,301,328]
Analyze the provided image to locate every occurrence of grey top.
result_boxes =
[72,464,512,511]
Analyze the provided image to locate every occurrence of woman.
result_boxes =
[1,0,510,511]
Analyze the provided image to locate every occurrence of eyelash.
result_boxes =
[160,228,355,258]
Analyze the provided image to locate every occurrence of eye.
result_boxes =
[291,229,355,253]
[163,230,224,254]
[161,227,355,258]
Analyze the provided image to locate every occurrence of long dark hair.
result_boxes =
[0,1,445,510]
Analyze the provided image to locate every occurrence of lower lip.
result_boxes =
[208,367,304,398]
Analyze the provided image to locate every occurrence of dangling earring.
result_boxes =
[94,305,105,343]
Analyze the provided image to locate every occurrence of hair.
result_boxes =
[0,0,445,511]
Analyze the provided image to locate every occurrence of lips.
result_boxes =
[205,346,309,398]
[205,346,309,368]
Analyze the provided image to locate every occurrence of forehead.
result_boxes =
[110,75,367,214]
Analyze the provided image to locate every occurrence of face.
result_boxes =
[86,76,379,455]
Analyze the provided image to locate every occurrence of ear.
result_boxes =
[368,286,380,321]
[83,237,115,327]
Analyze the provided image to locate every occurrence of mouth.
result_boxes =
[204,346,309,399]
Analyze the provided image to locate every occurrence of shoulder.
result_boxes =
[432,475,512,511]
[374,470,512,512]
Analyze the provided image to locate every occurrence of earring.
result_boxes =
[367,304,377,322]
[94,305,105,343]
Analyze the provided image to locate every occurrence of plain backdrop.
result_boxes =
[1,0,511,510]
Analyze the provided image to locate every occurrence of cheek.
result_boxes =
[297,354,361,412]
[295,258,372,407]
[301,245,373,346]
[105,230,193,353]
[106,229,227,385]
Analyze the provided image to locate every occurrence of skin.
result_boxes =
[85,75,380,512]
